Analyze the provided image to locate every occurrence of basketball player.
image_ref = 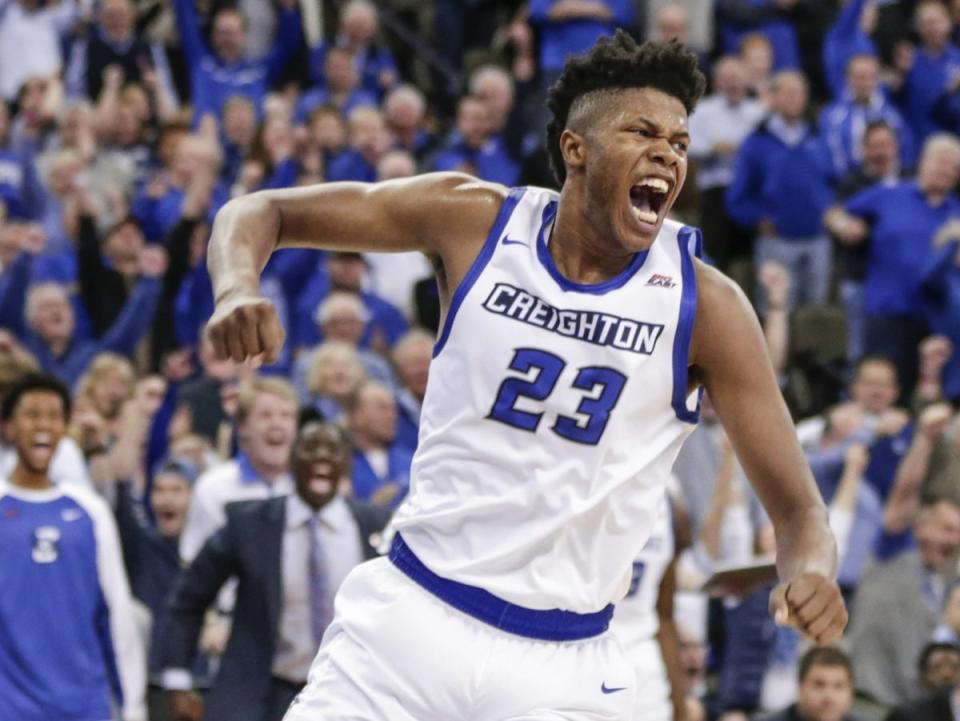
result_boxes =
[206,33,846,720]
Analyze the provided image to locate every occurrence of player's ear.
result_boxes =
[559,129,586,172]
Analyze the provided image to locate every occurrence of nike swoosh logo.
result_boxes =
[600,682,627,694]
[502,237,527,246]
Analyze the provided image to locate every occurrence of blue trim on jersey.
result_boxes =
[389,534,614,641]
[672,226,703,424]
[432,186,527,358]
[536,201,649,294]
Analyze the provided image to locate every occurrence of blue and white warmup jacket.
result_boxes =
[0,480,146,721]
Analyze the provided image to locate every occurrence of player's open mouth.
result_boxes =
[629,177,670,226]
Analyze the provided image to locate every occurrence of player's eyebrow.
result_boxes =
[631,116,690,140]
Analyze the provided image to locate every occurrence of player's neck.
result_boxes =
[550,198,638,284]
[10,462,53,491]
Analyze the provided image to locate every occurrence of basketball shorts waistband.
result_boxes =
[388,533,614,642]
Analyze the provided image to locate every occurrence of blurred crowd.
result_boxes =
[2,0,960,719]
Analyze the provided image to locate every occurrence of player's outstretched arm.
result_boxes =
[689,262,847,644]
[206,173,505,362]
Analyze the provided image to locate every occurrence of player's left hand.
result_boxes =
[769,573,847,644]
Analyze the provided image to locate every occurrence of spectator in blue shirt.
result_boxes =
[346,380,412,508]
[820,54,915,178]
[0,102,43,220]
[824,133,960,395]
[383,85,435,162]
[830,121,908,363]
[726,70,835,311]
[292,291,395,403]
[295,46,377,126]
[715,0,802,72]
[0,373,146,721]
[132,132,228,242]
[893,0,960,142]
[431,95,519,186]
[294,251,408,354]
[822,0,877,101]
[806,404,883,594]
[171,0,302,124]
[1,254,164,386]
[528,0,636,84]
[325,106,392,183]
[308,0,398,101]
[921,233,960,400]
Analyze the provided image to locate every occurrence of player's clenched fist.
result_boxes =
[206,295,285,363]
[769,573,847,644]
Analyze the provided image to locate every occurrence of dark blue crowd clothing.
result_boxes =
[131,181,229,243]
[430,135,520,186]
[350,443,414,507]
[819,91,915,176]
[394,129,437,163]
[725,118,835,239]
[394,389,420,452]
[822,0,877,100]
[65,26,160,102]
[171,0,302,123]
[714,585,776,713]
[25,278,162,387]
[326,147,378,182]
[715,0,801,70]
[0,147,43,219]
[895,44,960,142]
[173,251,307,374]
[294,270,409,352]
[528,0,635,73]
[113,481,183,677]
[864,422,914,501]
[921,240,960,400]
[293,86,378,126]
[308,40,399,100]
[844,181,960,317]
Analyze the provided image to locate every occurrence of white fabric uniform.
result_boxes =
[610,503,676,721]
[286,186,702,720]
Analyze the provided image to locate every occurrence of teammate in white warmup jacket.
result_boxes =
[205,32,846,720]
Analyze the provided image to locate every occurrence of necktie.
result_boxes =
[309,516,333,646]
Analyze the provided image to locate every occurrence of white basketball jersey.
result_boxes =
[390,186,701,613]
[610,499,676,650]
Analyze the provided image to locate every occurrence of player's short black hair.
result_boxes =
[546,30,706,186]
[798,646,852,682]
[918,641,960,673]
[1,372,71,422]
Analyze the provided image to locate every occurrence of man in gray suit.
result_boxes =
[850,497,960,705]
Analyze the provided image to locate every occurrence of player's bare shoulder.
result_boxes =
[688,259,759,371]
[405,172,509,254]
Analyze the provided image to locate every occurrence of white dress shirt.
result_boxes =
[272,494,363,683]
[688,93,765,190]
[179,456,293,563]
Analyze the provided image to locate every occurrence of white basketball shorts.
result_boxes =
[284,538,636,720]
[622,637,672,721]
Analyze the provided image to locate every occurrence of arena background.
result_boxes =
[1,0,960,719]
